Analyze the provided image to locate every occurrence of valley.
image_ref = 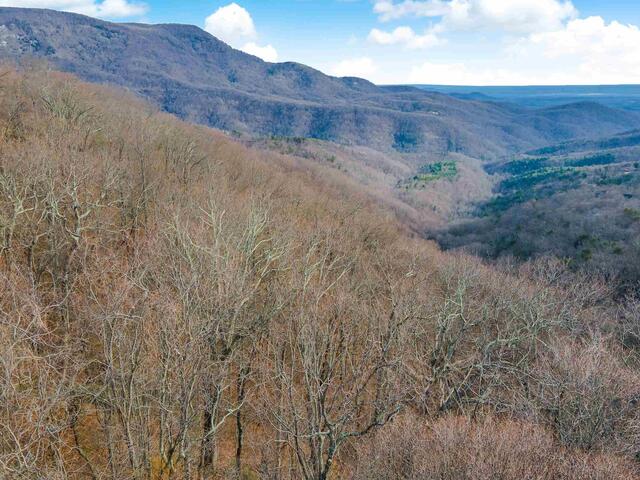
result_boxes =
[2,10,640,282]
[438,129,640,286]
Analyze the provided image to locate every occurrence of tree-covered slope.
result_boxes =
[1,66,640,480]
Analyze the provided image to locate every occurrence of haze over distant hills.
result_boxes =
[416,85,640,111]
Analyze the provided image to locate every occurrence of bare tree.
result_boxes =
[163,201,287,478]
[263,237,411,480]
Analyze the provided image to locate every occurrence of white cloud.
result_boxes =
[407,16,640,86]
[0,0,148,18]
[204,3,278,63]
[368,26,442,49]
[373,0,577,34]
[514,16,640,84]
[204,3,256,45]
[450,0,577,33]
[528,16,640,59]
[373,0,449,22]
[330,57,378,78]
[97,0,146,17]
[369,0,640,85]
[241,42,278,62]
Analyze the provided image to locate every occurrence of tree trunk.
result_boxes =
[235,367,249,477]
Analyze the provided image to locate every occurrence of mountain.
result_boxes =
[3,7,640,283]
[1,7,639,160]
[2,11,640,477]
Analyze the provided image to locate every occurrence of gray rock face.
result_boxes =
[1,6,639,158]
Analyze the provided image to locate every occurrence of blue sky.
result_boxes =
[2,1,640,85]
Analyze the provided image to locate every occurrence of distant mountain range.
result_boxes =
[527,128,640,156]
[1,7,639,160]
[415,85,640,111]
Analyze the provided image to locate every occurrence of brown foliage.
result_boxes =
[1,66,638,479]
[352,415,637,480]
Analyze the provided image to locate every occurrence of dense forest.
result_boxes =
[439,142,640,287]
[2,67,640,480]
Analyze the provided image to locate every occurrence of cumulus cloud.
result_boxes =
[515,16,640,84]
[204,3,256,45]
[370,0,640,85]
[374,0,577,34]
[204,3,278,63]
[528,16,640,59]
[407,16,640,86]
[330,57,377,78]
[0,0,148,18]
[368,26,442,49]
[242,41,278,62]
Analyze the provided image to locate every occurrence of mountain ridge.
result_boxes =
[1,6,639,159]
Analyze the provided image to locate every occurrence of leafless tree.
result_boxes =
[263,237,411,480]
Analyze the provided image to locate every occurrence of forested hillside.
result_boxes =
[2,67,640,480]
[439,131,640,288]
[1,7,639,159]
[4,7,640,294]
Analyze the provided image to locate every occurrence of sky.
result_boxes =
[1,0,640,86]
